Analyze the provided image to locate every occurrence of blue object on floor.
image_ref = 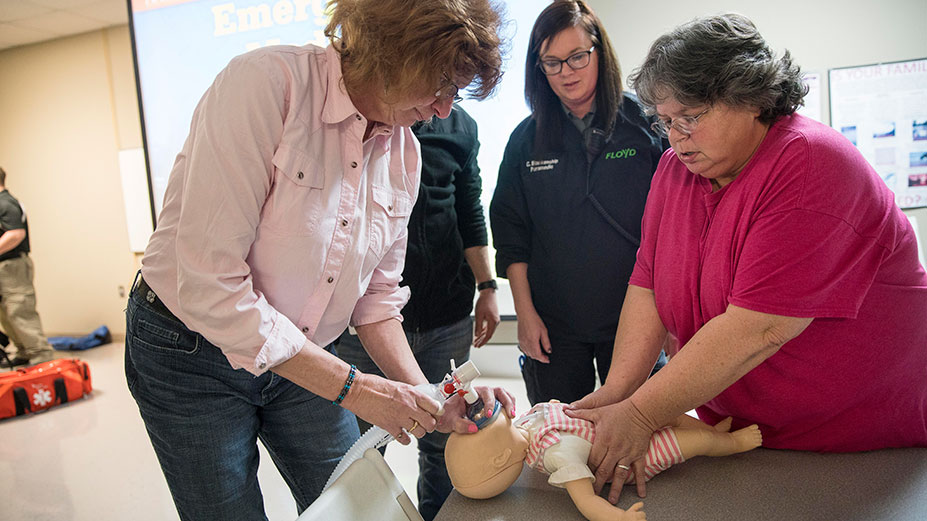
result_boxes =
[49,325,111,351]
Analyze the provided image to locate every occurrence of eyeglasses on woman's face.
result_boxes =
[651,107,711,138]
[434,72,463,102]
[538,46,595,75]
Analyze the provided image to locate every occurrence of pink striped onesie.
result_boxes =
[515,401,685,487]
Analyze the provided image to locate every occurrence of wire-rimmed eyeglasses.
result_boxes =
[435,72,463,102]
[538,46,595,75]
[651,107,711,138]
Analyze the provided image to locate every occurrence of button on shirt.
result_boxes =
[562,100,596,134]
[141,44,421,375]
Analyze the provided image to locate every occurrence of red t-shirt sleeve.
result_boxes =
[729,208,887,318]
[728,130,896,319]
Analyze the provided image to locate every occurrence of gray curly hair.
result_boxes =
[628,13,807,123]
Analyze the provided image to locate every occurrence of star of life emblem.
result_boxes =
[32,385,53,407]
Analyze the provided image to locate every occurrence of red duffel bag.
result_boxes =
[0,358,92,419]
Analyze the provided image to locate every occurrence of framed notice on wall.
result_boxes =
[829,58,927,209]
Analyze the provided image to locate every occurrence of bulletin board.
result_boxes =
[829,58,927,209]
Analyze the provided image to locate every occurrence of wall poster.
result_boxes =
[829,58,927,209]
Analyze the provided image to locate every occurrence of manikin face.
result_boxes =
[654,96,769,189]
[540,25,599,118]
[445,410,529,499]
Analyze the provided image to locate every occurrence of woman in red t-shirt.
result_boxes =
[566,13,927,506]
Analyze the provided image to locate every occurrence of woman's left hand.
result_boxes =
[566,399,657,504]
[435,385,517,434]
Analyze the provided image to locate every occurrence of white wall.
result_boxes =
[0,27,142,337]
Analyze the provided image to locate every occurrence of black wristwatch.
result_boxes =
[477,279,498,291]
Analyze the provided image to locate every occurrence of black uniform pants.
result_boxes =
[521,336,666,405]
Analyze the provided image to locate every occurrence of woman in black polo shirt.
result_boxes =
[490,0,665,404]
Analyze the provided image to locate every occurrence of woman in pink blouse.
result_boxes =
[124,1,514,518]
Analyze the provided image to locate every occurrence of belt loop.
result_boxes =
[131,270,142,294]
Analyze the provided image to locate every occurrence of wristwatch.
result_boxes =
[477,279,498,291]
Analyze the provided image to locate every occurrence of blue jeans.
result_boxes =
[335,317,473,521]
[125,279,359,521]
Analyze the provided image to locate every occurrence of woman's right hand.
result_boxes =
[342,372,441,445]
[565,398,658,503]
[517,306,552,363]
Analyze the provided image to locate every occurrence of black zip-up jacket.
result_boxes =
[401,106,487,332]
[490,94,665,342]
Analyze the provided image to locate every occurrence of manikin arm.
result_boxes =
[564,478,646,521]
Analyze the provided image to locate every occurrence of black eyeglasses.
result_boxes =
[538,46,595,75]
[435,72,463,102]
[651,108,711,137]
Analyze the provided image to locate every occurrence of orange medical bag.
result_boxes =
[0,358,92,419]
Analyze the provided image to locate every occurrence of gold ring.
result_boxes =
[409,420,420,433]
[617,464,631,471]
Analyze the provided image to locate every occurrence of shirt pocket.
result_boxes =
[261,145,326,237]
[367,184,413,259]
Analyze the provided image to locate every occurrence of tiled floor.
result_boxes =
[0,341,527,521]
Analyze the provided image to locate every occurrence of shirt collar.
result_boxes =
[562,99,597,133]
[321,44,394,138]
[321,43,361,125]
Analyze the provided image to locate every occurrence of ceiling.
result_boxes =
[0,0,128,52]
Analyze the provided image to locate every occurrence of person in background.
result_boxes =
[124,1,515,519]
[568,13,927,505]
[337,104,500,520]
[490,0,666,406]
[0,166,55,369]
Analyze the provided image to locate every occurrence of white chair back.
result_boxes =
[297,448,424,521]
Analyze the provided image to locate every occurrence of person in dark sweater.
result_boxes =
[336,104,500,520]
[490,0,666,406]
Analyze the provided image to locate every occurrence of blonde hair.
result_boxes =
[326,0,506,103]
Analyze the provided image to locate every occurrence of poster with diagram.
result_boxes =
[829,58,927,209]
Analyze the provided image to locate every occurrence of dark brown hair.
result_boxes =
[525,0,622,151]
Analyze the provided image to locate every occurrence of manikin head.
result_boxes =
[445,410,529,499]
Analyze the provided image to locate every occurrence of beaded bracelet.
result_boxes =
[332,364,356,406]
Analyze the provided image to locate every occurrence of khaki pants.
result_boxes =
[0,254,54,363]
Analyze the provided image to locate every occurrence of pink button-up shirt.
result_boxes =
[141,44,420,375]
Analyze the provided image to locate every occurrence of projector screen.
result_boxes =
[128,0,549,317]
[129,0,331,217]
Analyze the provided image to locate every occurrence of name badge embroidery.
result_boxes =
[526,159,559,173]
